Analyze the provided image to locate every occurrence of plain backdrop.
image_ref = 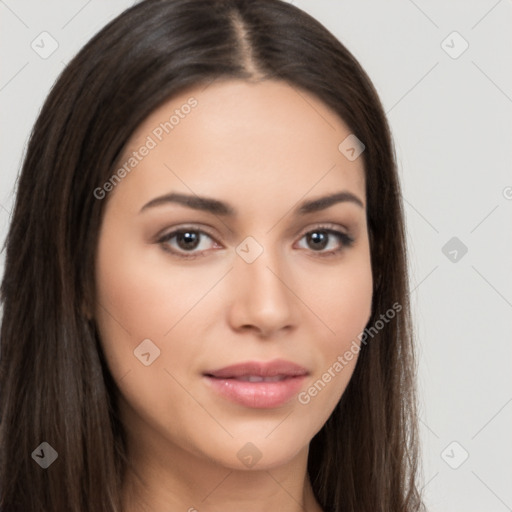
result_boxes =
[1,1,511,511]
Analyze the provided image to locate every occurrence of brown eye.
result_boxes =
[175,230,201,251]
[297,226,354,257]
[306,230,329,250]
[158,227,220,258]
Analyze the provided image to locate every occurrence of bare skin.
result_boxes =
[93,79,373,512]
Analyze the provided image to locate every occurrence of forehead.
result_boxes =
[110,79,366,215]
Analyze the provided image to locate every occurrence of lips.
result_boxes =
[203,359,309,408]
[203,359,309,379]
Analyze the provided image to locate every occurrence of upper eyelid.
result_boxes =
[158,223,351,248]
[157,225,218,242]
[159,222,348,236]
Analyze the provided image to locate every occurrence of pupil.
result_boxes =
[309,231,327,250]
[178,231,199,250]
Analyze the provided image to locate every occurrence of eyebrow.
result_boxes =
[139,190,364,215]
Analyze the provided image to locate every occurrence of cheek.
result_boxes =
[94,224,173,374]
[93,231,209,438]
[93,220,227,395]
[94,224,207,339]
[304,251,373,341]
[297,252,373,410]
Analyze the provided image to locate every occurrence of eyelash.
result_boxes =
[156,223,355,260]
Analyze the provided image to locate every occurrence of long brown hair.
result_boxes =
[0,0,426,510]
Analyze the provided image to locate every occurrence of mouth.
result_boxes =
[202,359,309,408]
[203,359,309,379]
[208,375,292,382]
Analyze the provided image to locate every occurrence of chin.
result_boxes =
[195,431,312,472]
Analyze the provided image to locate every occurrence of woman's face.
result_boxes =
[94,79,372,471]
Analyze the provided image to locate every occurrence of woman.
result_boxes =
[0,0,426,510]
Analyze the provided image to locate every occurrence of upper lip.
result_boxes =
[204,359,309,379]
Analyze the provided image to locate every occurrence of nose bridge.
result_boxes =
[229,234,296,334]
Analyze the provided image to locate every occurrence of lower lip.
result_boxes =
[203,375,307,408]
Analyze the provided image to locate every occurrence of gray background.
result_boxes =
[1,1,511,510]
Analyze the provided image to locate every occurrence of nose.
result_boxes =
[227,244,298,338]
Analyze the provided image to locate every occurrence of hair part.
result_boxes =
[1,1,426,510]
